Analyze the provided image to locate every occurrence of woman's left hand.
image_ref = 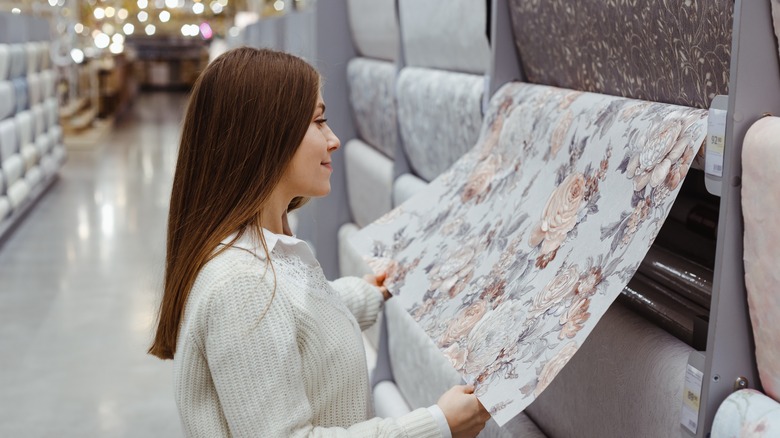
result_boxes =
[364,272,392,301]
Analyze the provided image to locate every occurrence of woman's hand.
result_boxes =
[363,272,391,301]
[437,385,491,438]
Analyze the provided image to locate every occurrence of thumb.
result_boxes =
[375,272,387,284]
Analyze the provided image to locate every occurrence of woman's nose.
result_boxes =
[327,129,340,152]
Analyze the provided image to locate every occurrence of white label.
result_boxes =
[681,365,704,434]
[705,108,727,178]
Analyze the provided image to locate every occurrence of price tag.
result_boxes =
[680,364,704,434]
[705,106,727,178]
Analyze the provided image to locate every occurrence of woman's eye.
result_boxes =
[315,118,328,126]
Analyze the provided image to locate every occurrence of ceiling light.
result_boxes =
[102,23,115,35]
[138,11,148,22]
[145,24,156,35]
[48,0,57,6]
[273,0,284,11]
[137,0,148,8]
[94,33,110,49]
[210,2,223,14]
[123,23,135,35]
[74,23,84,33]
[217,0,228,6]
[165,0,177,8]
[105,7,115,18]
[192,2,204,14]
[112,34,125,44]
[118,8,128,20]
[93,7,105,19]
[159,10,171,22]
[109,43,124,55]
[70,48,84,63]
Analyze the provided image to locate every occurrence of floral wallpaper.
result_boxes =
[742,116,780,403]
[347,58,399,159]
[711,389,780,438]
[508,0,733,110]
[353,82,707,426]
[397,67,484,181]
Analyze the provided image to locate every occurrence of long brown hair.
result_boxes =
[148,47,320,359]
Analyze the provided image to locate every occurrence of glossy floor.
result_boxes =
[0,93,186,437]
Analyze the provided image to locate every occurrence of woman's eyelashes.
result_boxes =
[315,118,328,126]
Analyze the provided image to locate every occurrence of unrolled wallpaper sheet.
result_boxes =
[742,116,780,403]
[353,82,707,426]
[711,390,780,438]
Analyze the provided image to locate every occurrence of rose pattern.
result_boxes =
[353,82,707,425]
[711,389,780,437]
[534,341,579,397]
[528,173,586,255]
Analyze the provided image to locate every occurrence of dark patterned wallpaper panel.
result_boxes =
[508,0,733,109]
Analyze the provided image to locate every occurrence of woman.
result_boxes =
[148,48,490,437]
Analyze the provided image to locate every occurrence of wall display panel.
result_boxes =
[398,0,490,74]
[7,179,29,209]
[346,0,399,61]
[8,45,25,79]
[25,42,39,74]
[344,139,394,228]
[353,82,707,425]
[27,73,41,106]
[12,78,27,113]
[0,118,15,159]
[0,44,9,81]
[397,68,483,181]
[742,116,780,402]
[0,196,9,220]
[711,390,780,437]
[774,0,780,61]
[0,81,13,120]
[347,58,398,158]
[508,0,733,109]
[393,173,428,207]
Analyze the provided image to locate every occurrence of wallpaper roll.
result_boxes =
[45,98,58,129]
[52,144,66,166]
[338,223,373,279]
[41,70,55,101]
[12,78,28,113]
[2,155,24,187]
[25,42,40,74]
[39,43,51,71]
[0,44,9,81]
[397,67,484,181]
[32,105,45,139]
[15,111,33,149]
[8,44,25,79]
[0,81,14,120]
[0,118,16,160]
[24,165,42,189]
[638,245,713,309]
[346,0,399,61]
[344,139,394,228]
[347,58,398,158]
[7,179,30,209]
[39,154,56,178]
[508,0,733,109]
[27,73,41,107]
[398,0,491,74]
[49,125,62,146]
[20,144,38,171]
[353,82,707,425]
[35,133,51,157]
[393,173,428,207]
[711,390,780,438]
[0,196,9,221]
[742,116,780,402]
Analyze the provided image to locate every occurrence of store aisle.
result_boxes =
[0,93,187,437]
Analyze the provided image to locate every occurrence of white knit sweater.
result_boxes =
[173,229,444,437]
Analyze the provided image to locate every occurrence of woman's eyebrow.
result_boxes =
[317,103,326,113]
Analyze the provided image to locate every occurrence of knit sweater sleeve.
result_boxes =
[204,271,442,438]
[329,276,384,331]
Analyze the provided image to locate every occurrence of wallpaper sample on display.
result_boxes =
[352,82,707,426]
[508,0,733,109]
[711,390,780,438]
[347,58,398,158]
[397,67,484,181]
[742,116,780,402]
[346,0,399,61]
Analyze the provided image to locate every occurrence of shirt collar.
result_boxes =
[222,228,319,266]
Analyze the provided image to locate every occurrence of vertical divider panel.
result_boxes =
[700,0,780,435]
[487,0,523,100]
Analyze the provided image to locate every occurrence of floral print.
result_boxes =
[355,82,706,425]
[508,0,733,109]
[711,389,780,438]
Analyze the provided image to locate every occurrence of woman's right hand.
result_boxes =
[436,385,491,438]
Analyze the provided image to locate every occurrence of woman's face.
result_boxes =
[281,94,340,199]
